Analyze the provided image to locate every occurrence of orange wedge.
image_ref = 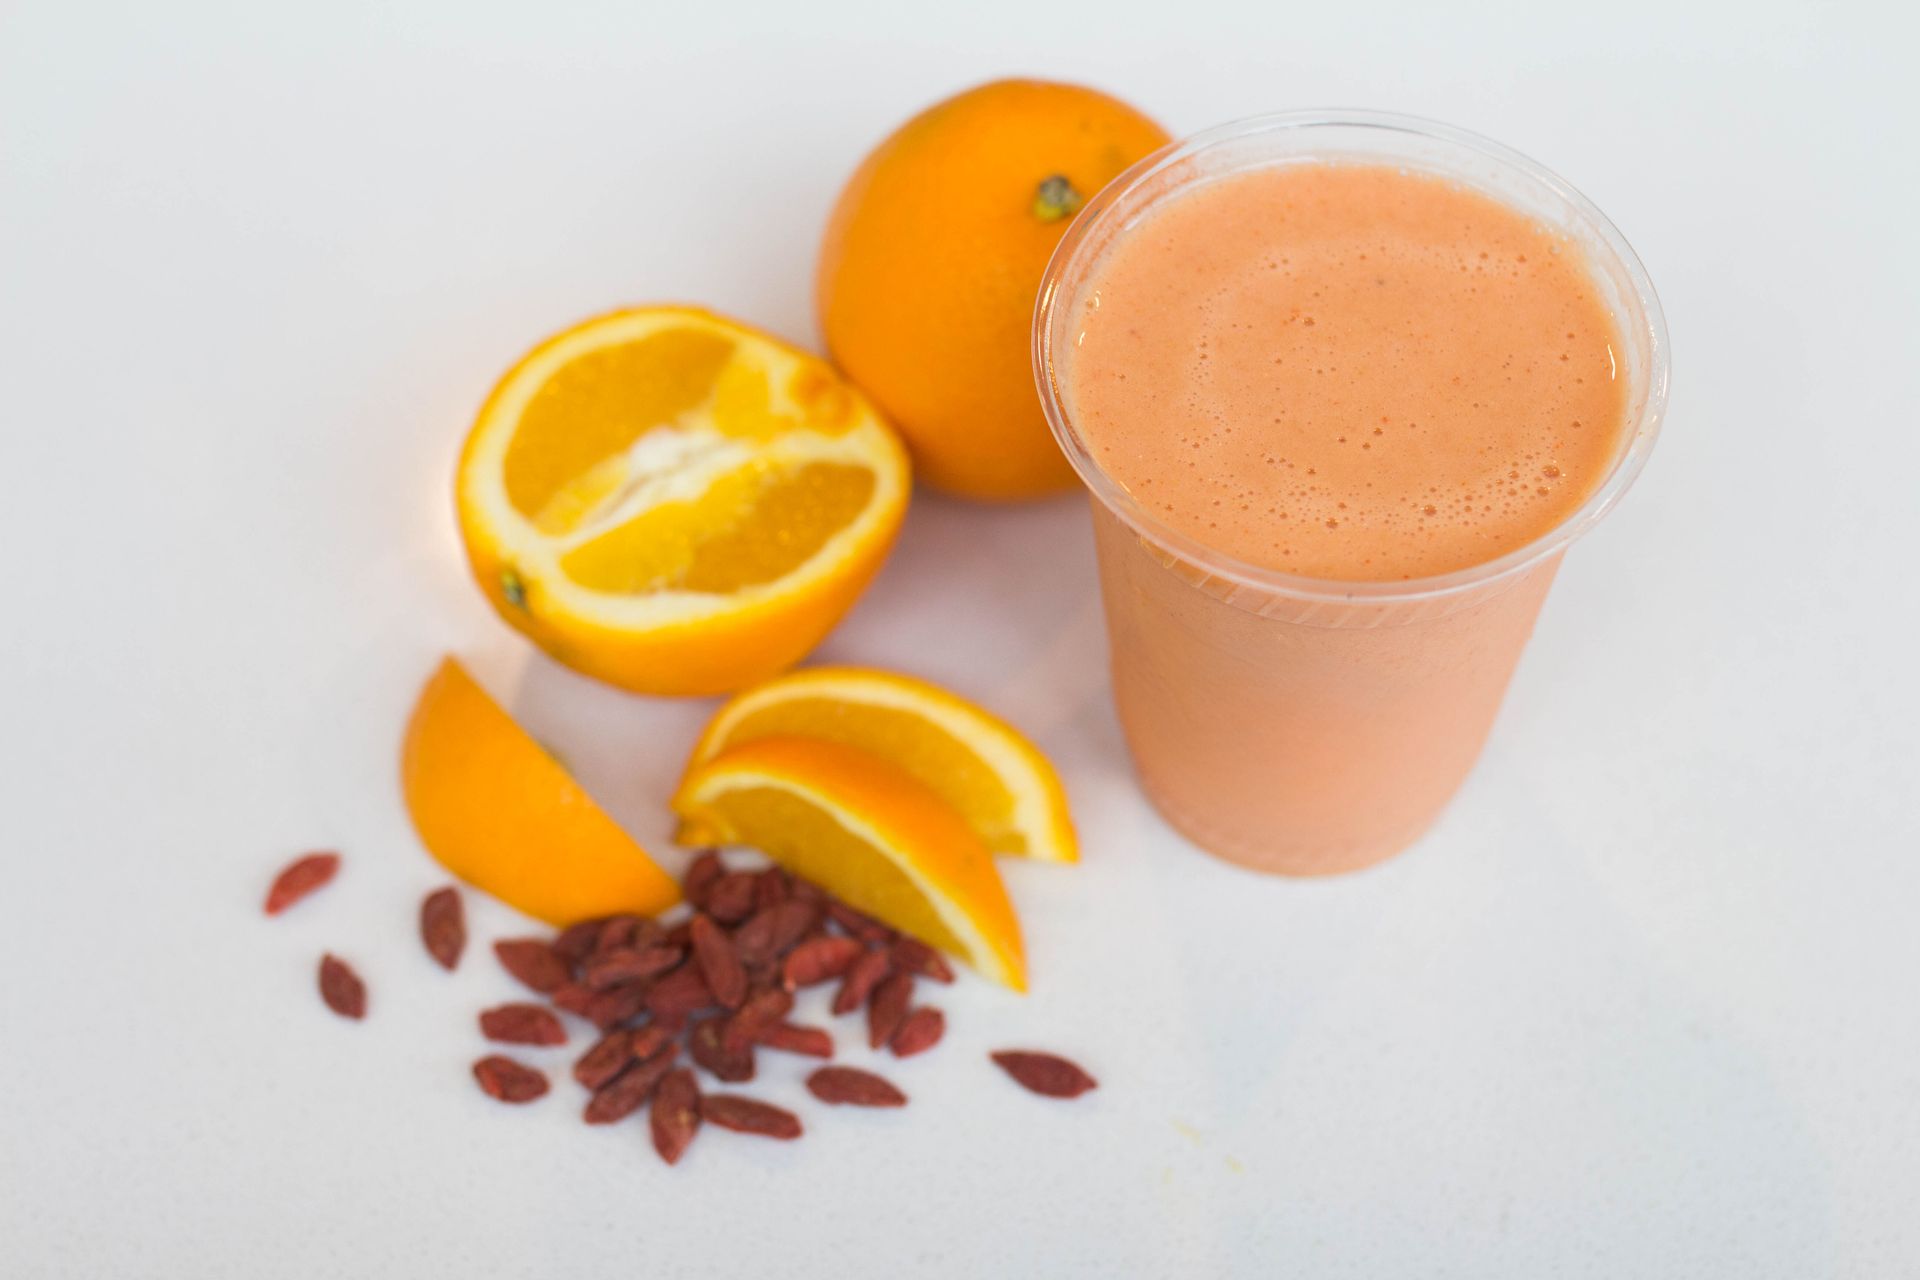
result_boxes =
[681,666,1076,862]
[672,737,1026,989]
[401,657,679,924]
[455,306,911,697]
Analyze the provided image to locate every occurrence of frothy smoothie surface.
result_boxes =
[1061,163,1629,580]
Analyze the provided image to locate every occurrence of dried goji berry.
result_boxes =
[584,1047,677,1125]
[866,970,913,1050]
[552,918,605,967]
[582,945,682,989]
[989,1051,1098,1099]
[832,947,892,1017]
[806,1066,906,1107]
[318,953,366,1020]
[752,866,790,910]
[582,981,650,1030]
[494,939,571,994]
[473,1055,548,1103]
[644,963,715,1021]
[721,986,793,1054]
[265,852,339,915]
[682,850,725,908]
[419,886,465,971]
[700,1094,802,1139]
[479,1003,567,1046]
[761,1022,834,1059]
[591,916,649,958]
[573,1027,641,1091]
[782,936,863,990]
[688,1016,755,1084]
[650,1068,701,1164]
[889,1006,945,1058]
[689,914,747,1010]
[704,873,757,924]
[548,983,597,1019]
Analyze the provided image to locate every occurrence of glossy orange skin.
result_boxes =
[817,80,1169,501]
[401,657,680,925]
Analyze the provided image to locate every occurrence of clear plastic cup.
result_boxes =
[1033,111,1670,875]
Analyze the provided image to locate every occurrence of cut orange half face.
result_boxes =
[456,307,911,697]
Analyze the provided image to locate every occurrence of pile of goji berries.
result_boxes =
[266,848,1098,1167]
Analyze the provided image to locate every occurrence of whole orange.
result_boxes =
[816,79,1170,501]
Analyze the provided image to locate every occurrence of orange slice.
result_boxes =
[681,666,1076,862]
[455,306,911,697]
[401,656,679,924]
[672,737,1026,989]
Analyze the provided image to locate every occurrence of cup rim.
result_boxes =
[1032,108,1671,603]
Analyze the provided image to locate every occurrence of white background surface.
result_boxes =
[3,1,1917,1275]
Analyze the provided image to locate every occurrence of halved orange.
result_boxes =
[401,656,679,924]
[672,737,1026,989]
[456,306,910,697]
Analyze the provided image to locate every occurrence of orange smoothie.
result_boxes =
[1066,165,1627,581]
[1039,122,1662,875]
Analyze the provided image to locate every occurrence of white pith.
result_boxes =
[581,425,758,530]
